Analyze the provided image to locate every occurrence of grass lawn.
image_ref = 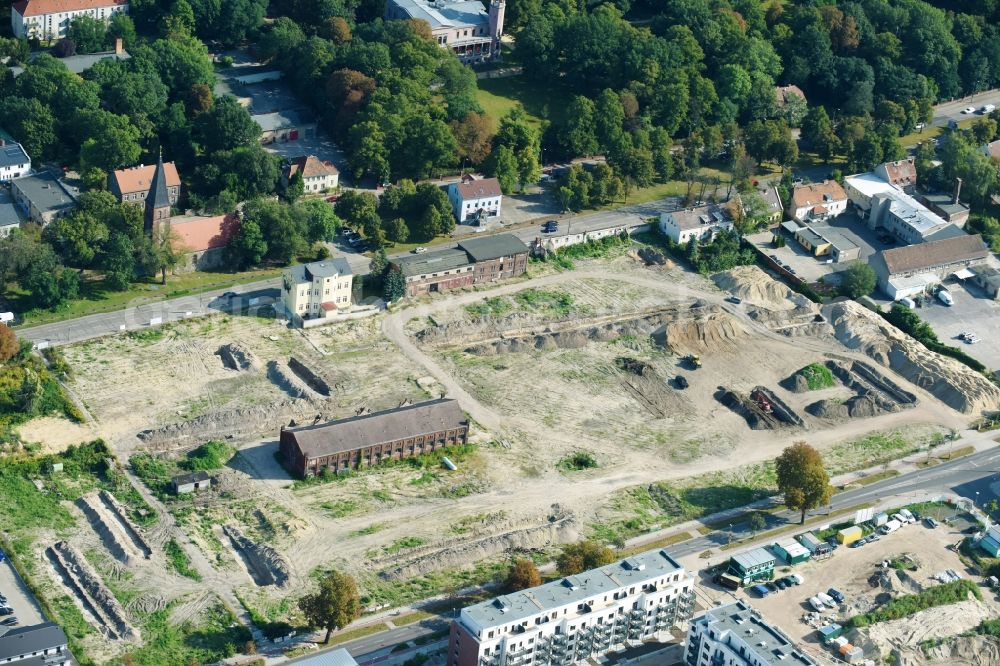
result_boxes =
[11,266,284,328]
[475,75,561,128]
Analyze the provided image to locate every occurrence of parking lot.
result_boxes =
[747,212,889,285]
[0,557,46,630]
[915,280,1000,375]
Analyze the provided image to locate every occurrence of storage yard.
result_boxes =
[9,251,1000,661]
[717,510,1000,665]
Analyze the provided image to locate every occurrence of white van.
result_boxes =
[892,512,908,524]
[937,289,954,306]
[880,519,902,534]
[809,596,826,612]
[982,104,996,114]
[817,592,837,608]
[897,297,915,309]
[899,508,916,523]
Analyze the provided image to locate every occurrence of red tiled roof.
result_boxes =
[811,205,828,214]
[111,162,181,195]
[170,214,238,253]
[320,302,337,312]
[878,158,917,187]
[13,0,127,17]
[454,177,502,200]
[288,155,338,179]
[791,180,847,209]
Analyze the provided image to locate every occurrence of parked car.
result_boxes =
[897,297,916,309]
[752,584,771,598]
[0,607,13,616]
[765,582,779,593]
[780,576,796,587]
[726,295,742,304]
[808,596,826,612]
[817,592,837,608]
[775,579,787,590]
[924,517,940,528]
[963,106,976,114]
[981,104,996,114]
[899,509,916,523]
[892,512,909,524]
[789,573,804,585]
[827,588,845,604]
[412,247,427,254]
[850,537,867,548]
[0,617,16,626]
[825,537,840,550]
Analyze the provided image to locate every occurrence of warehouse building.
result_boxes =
[869,233,990,299]
[389,234,528,297]
[447,548,695,666]
[279,398,469,477]
[771,538,810,565]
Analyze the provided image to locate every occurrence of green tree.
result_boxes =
[839,261,877,298]
[107,14,137,49]
[297,199,341,244]
[748,512,766,535]
[298,571,361,644]
[103,232,135,291]
[987,499,999,515]
[383,269,405,302]
[556,540,615,576]
[225,219,267,270]
[284,172,305,203]
[0,97,57,163]
[775,442,832,524]
[369,248,388,283]
[74,109,142,172]
[450,112,495,167]
[137,226,183,284]
[67,16,107,53]
[385,217,409,243]
[196,96,261,153]
[801,107,839,160]
[486,145,519,194]
[505,559,542,592]
[165,0,197,38]
[560,96,600,157]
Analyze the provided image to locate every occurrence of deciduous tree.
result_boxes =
[0,324,18,363]
[299,571,361,644]
[505,559,542,592]
[556,541,614,576]
[839,261,876,298]
[775,442,832,524]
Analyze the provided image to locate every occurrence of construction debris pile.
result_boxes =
[720,385,804,430]
[807,359,918,421]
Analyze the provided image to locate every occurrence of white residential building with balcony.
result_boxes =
[281,258,353,323]
[447,548,695,666]
[684,600,816,666]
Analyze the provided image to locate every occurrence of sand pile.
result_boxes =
[713,265,807,311]
[919,635,1000,665]
[853,598,994,661]
[824,301,1000,414]
[655,311,751,355]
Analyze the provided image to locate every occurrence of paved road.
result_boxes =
[668,441,1000,559]
[930,88,1000,127]
[17,199,675,347]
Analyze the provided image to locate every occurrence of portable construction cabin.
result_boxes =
[728,546,776,585]
[797,532,823,553]
[837,525,863,545]
[874,512,889,527]
[772,537,811,565]
[817,624,843,642]
[981,525,1000,557]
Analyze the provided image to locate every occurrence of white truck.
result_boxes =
[982,104,996,114]
[880,519,902,535]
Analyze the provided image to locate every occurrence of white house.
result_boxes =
[448,176,502,225]
[281,258,353,323]
[658,203,734,244]
[0,142,30,183]
[11,0,129,41]
[285,155,339,193]
[789,180,848,222]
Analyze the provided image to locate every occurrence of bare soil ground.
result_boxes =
[16,416,98,453]
[40,253,989,659]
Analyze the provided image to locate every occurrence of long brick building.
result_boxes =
[390,233,529,297]
[279,398,469,477]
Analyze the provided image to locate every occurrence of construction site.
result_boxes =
[9,250,1000,662]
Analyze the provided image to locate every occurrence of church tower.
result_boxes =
[144,150,172,234]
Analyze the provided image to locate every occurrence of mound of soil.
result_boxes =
[713,265,806,311]
[216,343,258,371]
[824,301,1000,414]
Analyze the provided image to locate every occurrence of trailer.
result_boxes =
[837,526,863,545]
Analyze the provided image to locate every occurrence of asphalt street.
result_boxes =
[17,198,675,347]
[668,442,1000,559]
[930,89,1000,127]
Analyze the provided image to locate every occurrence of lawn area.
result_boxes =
[475,75,559,127]
[11,266,284,328]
